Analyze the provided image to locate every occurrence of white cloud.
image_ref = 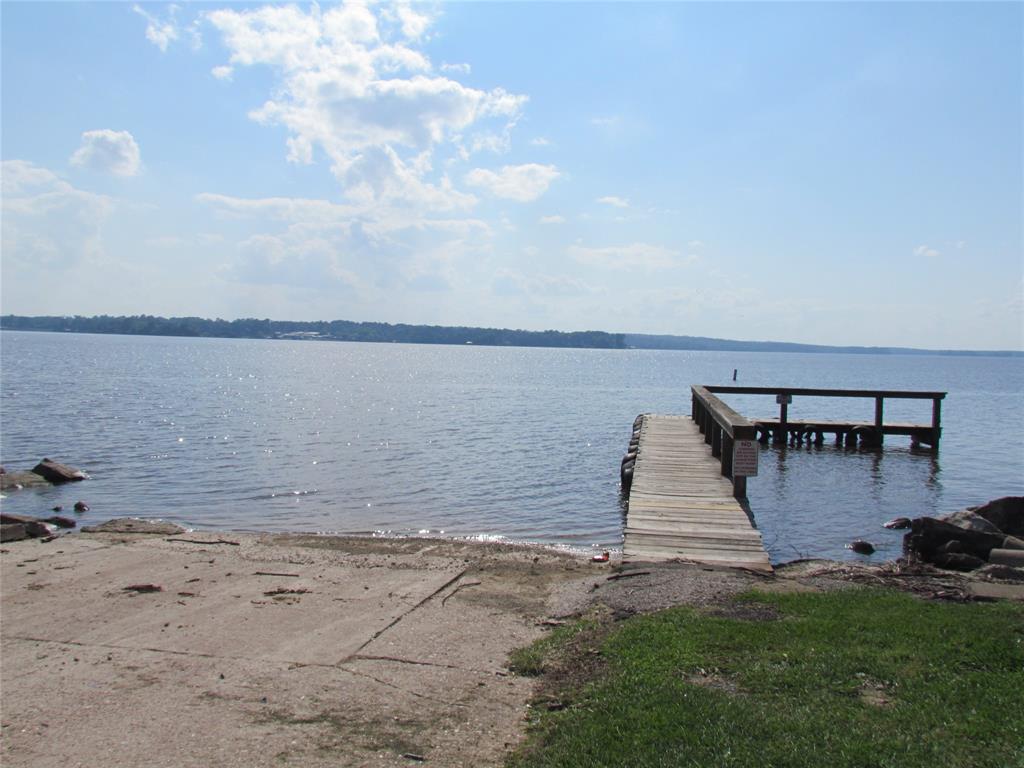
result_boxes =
[597,195,629,208]
[591,116,620,127]
[540,215,565,224]
[568,242,685,271]
[70,129,142,177]
[197,191,490,243]
[133,4,179,52]
[530,137,551,147]
[913,244,941,258]
[465,163,560,201]
[441,62,471,75]
[197,192,357,223]
[467,132,511,155]
[382,2,434,41]
[211,65,233,80]
[204,4,527,209]
[688,239,705,249]
[1,160,114,267]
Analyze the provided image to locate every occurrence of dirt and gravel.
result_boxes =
[2,524,1021,767]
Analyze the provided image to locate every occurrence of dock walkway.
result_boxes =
[623,414,772,572]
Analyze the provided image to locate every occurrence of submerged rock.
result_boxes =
[848,540,875,555]
[0,471,51,491]
[883,517,912,530]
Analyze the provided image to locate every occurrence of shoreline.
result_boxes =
[2,524,1020,767]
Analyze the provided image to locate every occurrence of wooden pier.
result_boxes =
[704,386,946,450]
[622,414,772,572]
[619,385,947,572]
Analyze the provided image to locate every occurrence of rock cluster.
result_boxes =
[0,458,86,491]
[0,512,78,542]
[903,497,1024,573]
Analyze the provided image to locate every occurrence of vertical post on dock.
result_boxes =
[931,397,942,452]
[775,395,789,445]
[733,474,747,499]
[874,397,884,445]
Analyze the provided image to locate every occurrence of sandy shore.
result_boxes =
[0,526,785,767]
[5,526,1015,767]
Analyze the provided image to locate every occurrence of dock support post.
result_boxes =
[774,400,788,445]
[721,434,734,477]
[874,397,884,445]
[733,474,747,500]
[932,397,942,452]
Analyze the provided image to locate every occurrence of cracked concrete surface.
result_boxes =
[1,531,598,767]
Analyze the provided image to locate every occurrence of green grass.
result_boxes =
[509,589,1024,768]
[509,615,602,677]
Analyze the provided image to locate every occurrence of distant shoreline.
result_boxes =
[1,315,1020,357]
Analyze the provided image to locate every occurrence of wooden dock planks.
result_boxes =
[624,414,772,572]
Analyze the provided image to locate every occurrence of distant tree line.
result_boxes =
[0,315,627,350]
[3,315,1016,356]
[623,334,1021,357]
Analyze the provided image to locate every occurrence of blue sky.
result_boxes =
[2,1,1021,350]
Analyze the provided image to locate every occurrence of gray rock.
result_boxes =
[31,458,86,484]
[848,540,875,555]
[1,513,40,525]
[81,518,186,535]
[967,497,1024,537]
[932,552,986,571]
[0,513,55,537]
[937,539,964,555]
[904,518,1005,562]
[973,563,1024,583]
[0,523,27,542]
[941,510,1002,535]
[0,471,51,491]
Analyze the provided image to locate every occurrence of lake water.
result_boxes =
[1,331,1021,563]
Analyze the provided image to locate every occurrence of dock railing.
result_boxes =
[691,385,758,499]
[704,385,946,451]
